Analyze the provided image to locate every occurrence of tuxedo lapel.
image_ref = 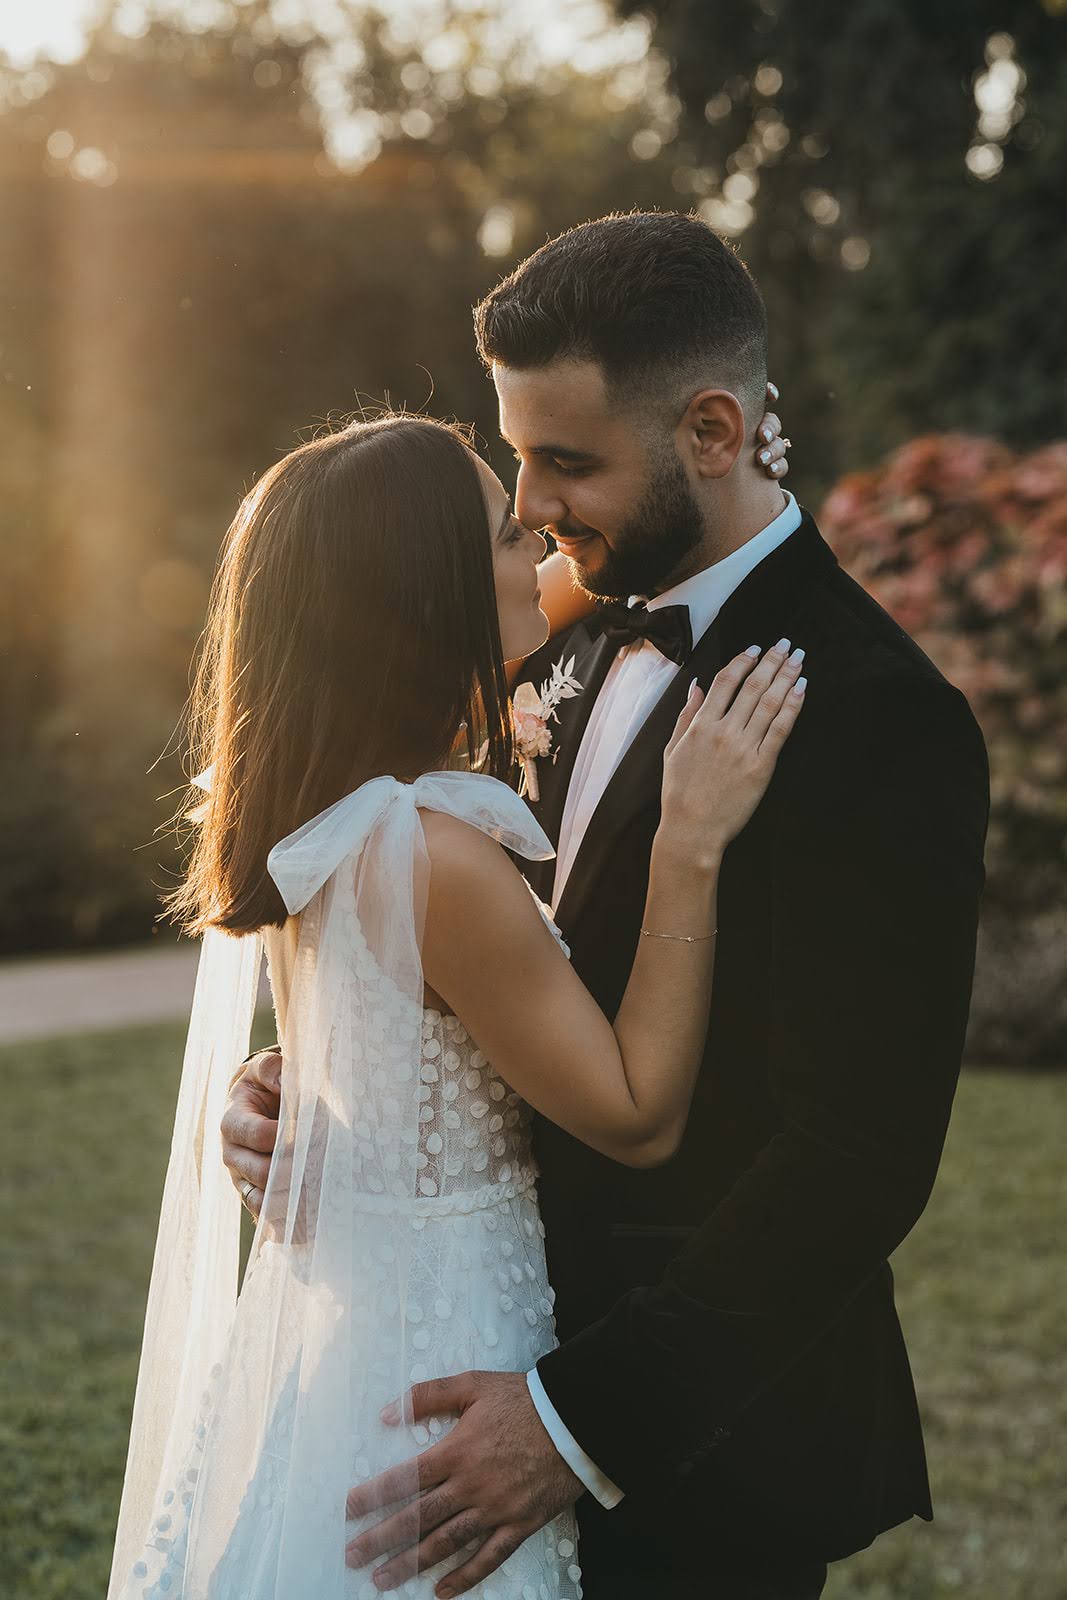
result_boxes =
[519,624,619,901]
[555,513,839,932]
[553,617,724,932]
[709,512,839,669]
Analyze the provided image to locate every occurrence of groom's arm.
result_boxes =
[534,671,990,1493]
[525,1368,624,1507]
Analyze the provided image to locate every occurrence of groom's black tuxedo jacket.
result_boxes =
[513,511,989,1570]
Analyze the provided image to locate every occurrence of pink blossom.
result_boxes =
[818,431,1067,897]
[513,708,552,758]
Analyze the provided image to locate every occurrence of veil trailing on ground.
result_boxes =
[109,771,553,1600]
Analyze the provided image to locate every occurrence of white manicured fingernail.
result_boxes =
[794,677,807,695]
[774,638,790,653]
[688,677,699,700]
[761,426,773,442]
[759,449,771,464]
[788,647,805,665]
[745,644,762,657]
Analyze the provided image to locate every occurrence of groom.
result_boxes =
[222,212,989,1596]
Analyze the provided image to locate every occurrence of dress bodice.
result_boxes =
[262,884,566,1219]
[410,1007,537,1206]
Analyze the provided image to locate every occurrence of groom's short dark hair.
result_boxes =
[474,210,768,428]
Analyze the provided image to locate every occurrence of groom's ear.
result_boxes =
[677,388,746,479]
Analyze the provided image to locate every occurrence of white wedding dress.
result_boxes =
[110,772,583,1600]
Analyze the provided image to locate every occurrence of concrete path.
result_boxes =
[0,941,269,1045]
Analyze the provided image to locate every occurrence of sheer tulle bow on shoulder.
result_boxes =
[109,772,579,1600]
[266,771,554,918]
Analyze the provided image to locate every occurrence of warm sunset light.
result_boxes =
[2,5,1064,1599]
[0,0,650,72]
[0,0,98,65]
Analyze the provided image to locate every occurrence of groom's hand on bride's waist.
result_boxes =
[344,1369,583,1597]
[221,1046,282,1218]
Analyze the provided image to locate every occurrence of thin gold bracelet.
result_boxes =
[640,928,717,942]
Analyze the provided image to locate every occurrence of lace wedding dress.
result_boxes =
[109,772,583,1600]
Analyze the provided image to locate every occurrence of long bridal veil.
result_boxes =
[108,920,261,1598]
[109,771,553,1600]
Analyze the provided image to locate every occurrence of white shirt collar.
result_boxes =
[640,491,802,648]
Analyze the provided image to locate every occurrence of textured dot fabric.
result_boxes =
[110,773,581,1600]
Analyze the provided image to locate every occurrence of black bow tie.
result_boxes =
[599,601,694,666]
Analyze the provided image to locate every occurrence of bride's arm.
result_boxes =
[505,382,791,687]
[423,643,805,1167]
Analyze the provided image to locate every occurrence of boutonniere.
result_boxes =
[512,654,583,801]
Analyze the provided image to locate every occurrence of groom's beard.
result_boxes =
[563,452,705,601]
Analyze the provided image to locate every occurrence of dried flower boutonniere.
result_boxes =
[512,654,583,801]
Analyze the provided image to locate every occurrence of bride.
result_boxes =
[109,413,805,1600]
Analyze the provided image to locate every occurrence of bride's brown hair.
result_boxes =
[168,415,514,936]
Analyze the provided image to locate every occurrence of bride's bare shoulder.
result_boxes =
[419,808,531,914]
[420,807,511,871]
[419,807,565,1018]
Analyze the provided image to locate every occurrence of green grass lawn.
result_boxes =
[0,1027,1063,1599]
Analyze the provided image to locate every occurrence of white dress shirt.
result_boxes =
[528,490,803,1508]
[552,491,802,910]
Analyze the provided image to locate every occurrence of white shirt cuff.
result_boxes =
[526,1366,625,1509]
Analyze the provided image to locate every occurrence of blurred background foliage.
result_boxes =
[0,0,1064,1058]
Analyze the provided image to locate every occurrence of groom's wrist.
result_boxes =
[536,1320,725,1496]
[526,1366,625,1510]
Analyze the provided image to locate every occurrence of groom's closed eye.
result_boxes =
[512,452,596,481]
[506,438,601,477]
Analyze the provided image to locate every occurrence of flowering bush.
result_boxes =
[821,434,1067,913]
[821,436,1067,1064]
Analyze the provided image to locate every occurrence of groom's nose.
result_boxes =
[514,463,568,537]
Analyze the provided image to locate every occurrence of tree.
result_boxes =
[613,0,1067,490]
[0,2,686,952]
